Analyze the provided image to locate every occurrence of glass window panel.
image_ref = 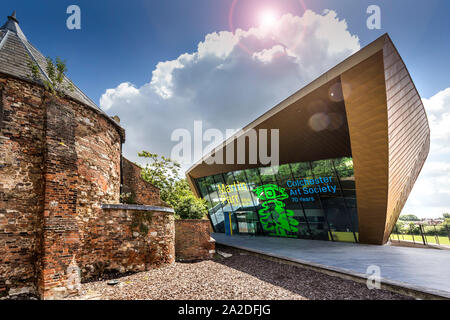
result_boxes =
[333,157,354,178]
[276,164,293,181]
[323,197,356,243]
[192,157,357,242]
[311,159,334,176]
[290,162,311,178]
[200,176,225,233]
[259,166,276,183]
[222,171,242,210]
[304,208,328,240]
[235,210,260,235]
[229,170,255,210]
[212,174,233,211]
[348,207,359,233]
[223,171,235,185]
[289,208,311,239]
[322,198,350,231]
[233,170,247,184]
[344,197,357,208]
[244,168,261,187]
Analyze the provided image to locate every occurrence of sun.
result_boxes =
[259,9,277,27]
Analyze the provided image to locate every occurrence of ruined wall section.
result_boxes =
[38,96,80,299]
[71,97,122,278]
[122,157,168,207]
[0,76,45,297]
[175,220,215,261]
[0,74,174,299]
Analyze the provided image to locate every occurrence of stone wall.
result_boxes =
[0,76,45,297]
[0,75,117,298]
[122,158,166,206]
[175,220,215,261]
[0,74,175,299]
[84,204,175,281]
[35,92,124,299]
[38,97,81,299]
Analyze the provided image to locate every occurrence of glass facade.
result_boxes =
[195,157,358,243]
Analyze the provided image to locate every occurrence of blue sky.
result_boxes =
[2,1,450,218]
[3,0,449,102]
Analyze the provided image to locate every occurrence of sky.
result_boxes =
[2,0,450,218]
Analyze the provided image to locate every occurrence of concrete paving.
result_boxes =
[212,233,450,298]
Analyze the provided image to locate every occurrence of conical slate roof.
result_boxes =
[0,11,100,111]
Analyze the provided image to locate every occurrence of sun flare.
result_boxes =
[259,9,277,27]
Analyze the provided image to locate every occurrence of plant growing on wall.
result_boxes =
[28,56,74,96]
[120,192,136,204]
[131,211,153,235]
[138,151,207,219]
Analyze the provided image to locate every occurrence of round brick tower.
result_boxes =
[0,11,125,298]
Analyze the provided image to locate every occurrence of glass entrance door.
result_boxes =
[235,211,258,235]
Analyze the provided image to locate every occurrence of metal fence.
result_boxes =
[389,223,450,247]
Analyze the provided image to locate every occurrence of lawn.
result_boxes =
[328,231,358,242]
[390,234,450,245]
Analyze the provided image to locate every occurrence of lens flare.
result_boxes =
[228,0,308,55]
[259,9,277,27]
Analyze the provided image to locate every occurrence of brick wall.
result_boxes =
[0,76,45,297]
[122,158,167,206]
[0,74,176,299]
[85,205,175,280]
[38,96,81,299]
[175,220,215,261]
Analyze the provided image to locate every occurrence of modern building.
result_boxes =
[186,34,430,245]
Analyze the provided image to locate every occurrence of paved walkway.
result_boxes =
[212,233,450,298]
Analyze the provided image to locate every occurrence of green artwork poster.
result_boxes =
[253,184,299,237]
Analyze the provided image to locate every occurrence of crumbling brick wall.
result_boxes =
[37,96,81,299]
[175,220,215,261]
[0,74,174,299]
[0,76,46,297]
[122,157,167,206]
[0,75,124,299]
[34,91,124,299]
[83,205,175,280]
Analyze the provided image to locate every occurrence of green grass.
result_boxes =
[390,234,450,245]
[328,231,358,243]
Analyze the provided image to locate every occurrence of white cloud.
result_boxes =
[100,10,360,171]
[100,82,140,110]
[99,9,450,219]
[403,87,450,218]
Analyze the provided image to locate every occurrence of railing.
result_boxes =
[389,223,450,247]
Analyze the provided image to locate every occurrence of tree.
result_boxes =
[139,151,181,201]
[407,222,419,235]
[167,179,207,219]
[139,151,207,219]
[443,213,450,219]
[398,214,420,221]
[28,56,74,96]
[395,221,406,234]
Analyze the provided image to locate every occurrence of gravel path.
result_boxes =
[70,248,412,300]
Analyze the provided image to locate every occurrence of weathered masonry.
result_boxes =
[0,12,174,299]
